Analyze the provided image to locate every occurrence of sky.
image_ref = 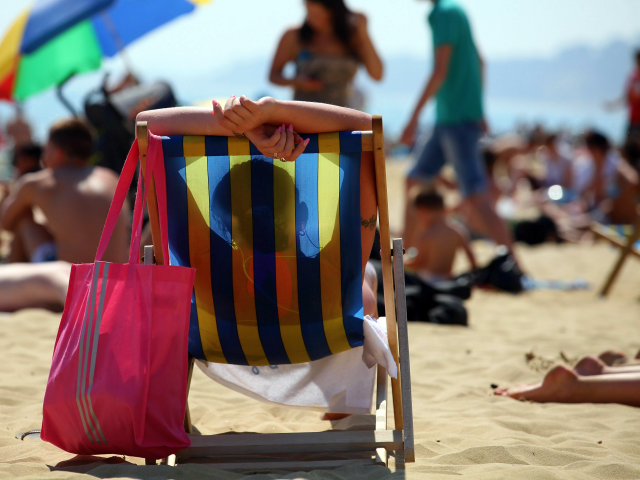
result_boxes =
[1,0,640,74]
[1,0,639,143]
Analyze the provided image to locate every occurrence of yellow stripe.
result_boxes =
[317,133,350,354]
[185,150,225,363]
[273,160,310,363]
[229,146,266,365]
[0,9,28,81]
[184,136,206,157]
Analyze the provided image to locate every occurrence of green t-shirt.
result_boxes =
[429,0,483,125]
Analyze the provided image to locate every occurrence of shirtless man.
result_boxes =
[0,119,129,311]
[405,187,476,282]
[0,118,129,264]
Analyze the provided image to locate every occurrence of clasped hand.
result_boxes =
[213,95,309,162]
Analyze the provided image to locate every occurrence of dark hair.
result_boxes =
[299,0,356,56]
[544,133,557,146]
[623,142,640,172]
[413,188,444,211]
[48,119,93,161]
[635,49,640,62]
[584,131,610,153]
[12,143,42,166]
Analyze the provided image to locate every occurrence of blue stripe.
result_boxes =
[208,155,247,365]
[162,136,184,157]
[164,153,206,360]
[339,151,365,347]
[339,131,363,153]
[249,143,263,156]
[205,136,228,156]
[295,145,332,360]
[251,157,290,364]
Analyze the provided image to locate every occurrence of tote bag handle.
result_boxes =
[95,133,169,264]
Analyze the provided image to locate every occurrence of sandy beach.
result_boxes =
[1,160,640,479]
[1,240,639,479]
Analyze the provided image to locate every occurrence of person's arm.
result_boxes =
[137,96,372,162]
[454,223,477,270]
[0,176,36,232]
[269,29,324,92]
[351,13,383,81]
[400,45,452,145]
[216,96,372,133]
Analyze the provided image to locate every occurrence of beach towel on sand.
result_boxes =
[41,134,195,458]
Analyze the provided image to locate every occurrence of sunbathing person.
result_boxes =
[404,187,476,283]
[138,96,390,416]
[0,119,130,312]
[0,119,130,265]
[494,350,640,408]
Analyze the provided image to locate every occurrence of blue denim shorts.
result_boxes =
[407,122,487,198]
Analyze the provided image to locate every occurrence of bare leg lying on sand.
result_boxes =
[0,262,70,312]
[495,352,640,407]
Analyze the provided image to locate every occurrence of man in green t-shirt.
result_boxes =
[401,0,514,257]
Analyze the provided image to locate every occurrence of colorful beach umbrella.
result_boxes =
[0,0,211,102]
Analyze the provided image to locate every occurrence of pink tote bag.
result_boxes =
[41,132,195,459]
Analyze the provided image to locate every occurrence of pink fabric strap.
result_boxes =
[128,133,170,264]
[96,133,170,264]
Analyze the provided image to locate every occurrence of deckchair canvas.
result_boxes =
[138,116,414,470]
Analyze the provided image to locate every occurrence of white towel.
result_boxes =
[196,316,396,414]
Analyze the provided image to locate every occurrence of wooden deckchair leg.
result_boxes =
[184,356,195,435]
[599,218,640,297]
[393,238,415,463]
[372,115,404,430]
[136,121,165,266]
[374,365,388,466]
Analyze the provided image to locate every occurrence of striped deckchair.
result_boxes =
[136,116,414,471]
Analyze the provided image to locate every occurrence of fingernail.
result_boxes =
[289,124,293,131]
[231,95,236,98]
[211,100,217,115]
[304,138,310,146]
[282,124,286,129]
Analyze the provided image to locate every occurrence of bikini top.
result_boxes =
[294,50,359,108]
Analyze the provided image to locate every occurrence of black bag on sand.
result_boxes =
[371,260,469,326]
[471,247,524,294]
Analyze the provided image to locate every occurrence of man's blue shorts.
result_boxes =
[407,122,487,198]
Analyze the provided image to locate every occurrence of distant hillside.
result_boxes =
[486,40,636,103]
[170,39,638,106]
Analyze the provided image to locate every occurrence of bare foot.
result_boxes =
[494,365,578,403]
[598,350,628,366]
[574,356,606,376]
[321,413,352,421]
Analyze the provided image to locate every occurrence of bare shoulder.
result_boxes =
[280,27,301,46]
[15,169,52,191]
[91,166,119,183]
[446,217,470,242]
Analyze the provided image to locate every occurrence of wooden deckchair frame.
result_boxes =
[590,216,640,297]
[136,115,414,470]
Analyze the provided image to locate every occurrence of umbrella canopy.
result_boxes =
[0,0,210,102]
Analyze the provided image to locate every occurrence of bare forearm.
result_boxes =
[410,73,444,121]
[269,71,296,88]
[136,107,234,137]
[269,100,372,132]
[355,36,383,81]
[138,99,372,137]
